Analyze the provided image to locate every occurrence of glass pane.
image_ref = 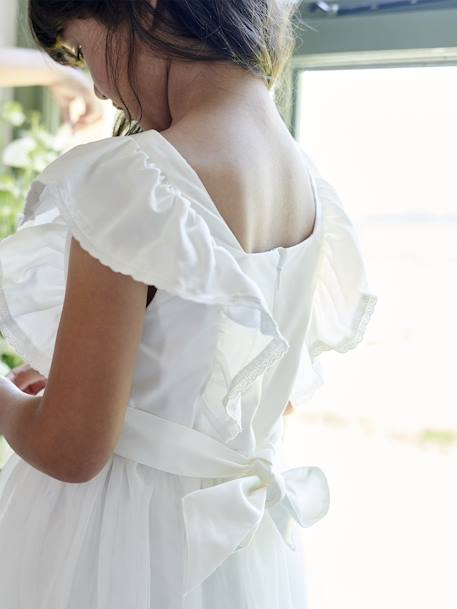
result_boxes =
[282,65,457,609]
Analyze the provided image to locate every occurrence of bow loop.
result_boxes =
[181,450,330,596]
[249,456,287,508]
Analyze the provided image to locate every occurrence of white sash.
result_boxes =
[114,406,330,597]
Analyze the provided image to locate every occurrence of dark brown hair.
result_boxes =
[28,0,301,136]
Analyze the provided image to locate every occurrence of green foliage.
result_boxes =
[419,428,457,449]
[0,336,23,372]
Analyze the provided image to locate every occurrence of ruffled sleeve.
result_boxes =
[0,136,290,433]
[289,152,378,407]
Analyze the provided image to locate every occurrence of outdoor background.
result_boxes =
[281,63,457,609]
[1,2,456,608]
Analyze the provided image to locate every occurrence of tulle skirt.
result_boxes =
[0,451,309,609]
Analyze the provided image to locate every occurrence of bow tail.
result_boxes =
[181,475,267,596]
[268,465,331,550]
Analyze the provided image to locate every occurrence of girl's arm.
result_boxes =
[0,46,74,88]
[0,47,105,131]
[0,379,48,473]
[0,237,148,484]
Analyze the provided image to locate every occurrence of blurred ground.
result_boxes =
[282,415,457,609]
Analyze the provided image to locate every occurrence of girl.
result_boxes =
[0,1,378,608]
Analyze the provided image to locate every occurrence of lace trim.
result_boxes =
[308,292,378,360]
[222,334,289,407]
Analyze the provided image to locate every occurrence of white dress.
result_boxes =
[0,129,378,609]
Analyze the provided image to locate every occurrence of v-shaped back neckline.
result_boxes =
[132,128,323,259]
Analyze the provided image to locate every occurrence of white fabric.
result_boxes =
[0,129,378,608]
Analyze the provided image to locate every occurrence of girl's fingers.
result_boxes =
[7,364,47,391]
[27,380,47,395]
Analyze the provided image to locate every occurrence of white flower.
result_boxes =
[2,136,36,169]
[53,124,72,151]
[0,360,10,377]
[35,129,57,149]
[32,151,59,172]
[8,109,26,126]
[1,101,26,126]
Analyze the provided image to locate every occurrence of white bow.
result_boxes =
[181,449,330,596]
[114,407,330,598]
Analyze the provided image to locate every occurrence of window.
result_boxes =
[283,59,457,609]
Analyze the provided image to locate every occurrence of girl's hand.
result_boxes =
[6,363,47,396]
[49,69,105,133]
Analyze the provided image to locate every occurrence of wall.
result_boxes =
[0,0,19,152]
[294,5,457,55]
